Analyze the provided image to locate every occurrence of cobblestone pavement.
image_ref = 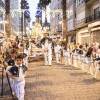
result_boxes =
[0,61,100,100]
[25,61,100,100]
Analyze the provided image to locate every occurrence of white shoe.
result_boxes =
[49,64,52,66]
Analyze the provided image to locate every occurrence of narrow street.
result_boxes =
[24,61,100,100]
[0,61,100,100]
[0,0,100,100]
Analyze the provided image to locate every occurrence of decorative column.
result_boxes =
[62,0,67,42]
[6,0,11,37]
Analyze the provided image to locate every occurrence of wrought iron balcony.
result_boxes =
[86,12,100,23]
[85,0,96,4]
[85,0,89,3]
[76,11,100,28]
[76,18,87,28]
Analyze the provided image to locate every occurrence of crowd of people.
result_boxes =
[54,42,100,78]
[40,33,100,79]
[0,37,29,100]
[0,34,100,100]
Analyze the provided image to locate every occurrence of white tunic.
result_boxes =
[44,39,49,49]
[14,65,25,100]
[14,66,24,82]
[54,45,61,54]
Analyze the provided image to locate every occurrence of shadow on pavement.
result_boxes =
[26,73,53,78]
[83,78,100,85]
[59,65,80,70]
[70,72,88,76]
[28,68,45,72]
[26,80,53,88]
[0,86,13,100]
[25,90,56,100]
[61,67,80,70]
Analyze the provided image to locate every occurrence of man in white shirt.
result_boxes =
[40,33,52,66]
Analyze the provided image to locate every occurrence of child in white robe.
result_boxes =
[7,55,27,100]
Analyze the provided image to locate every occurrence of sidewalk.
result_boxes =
[0,61,100,100]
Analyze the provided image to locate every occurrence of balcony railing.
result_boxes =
[76,18,87,28]
[76,12,100,27]
[85,0,95,4]
[85,0,89,3]
[86,12,100,23]
[76,18,86,25]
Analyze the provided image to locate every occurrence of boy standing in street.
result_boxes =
[7,55,27,100]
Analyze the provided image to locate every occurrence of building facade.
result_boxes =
[76,0,100,44]
[10,0,21,38]
[66,0,76,45]
[50,0,62,35]
[0,0,6,36]
[49,0,100,44]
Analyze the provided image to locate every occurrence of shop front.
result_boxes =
[76,27,90,45]
[88,21,100,44]
[91,27,100,44]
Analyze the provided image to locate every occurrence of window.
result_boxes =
[94,7,99,19]
[66,5,73,19]
[67,19,74,31]
[67,0,71,3]
[76,0,85,7]
[58,14,59,20]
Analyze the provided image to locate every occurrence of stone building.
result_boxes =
[66,0,76,45]
[48,0,100,44]
[10,0,20,38]
[50,0,62,35]
[76,0,100,44]
[0,0,6,36]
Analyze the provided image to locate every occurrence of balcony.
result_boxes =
[0,0,5,7]
[85,0,95,4]
[76,18,87,29]
[76,12,100,29]
[85,0,90,3]
[86,12,100,23]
